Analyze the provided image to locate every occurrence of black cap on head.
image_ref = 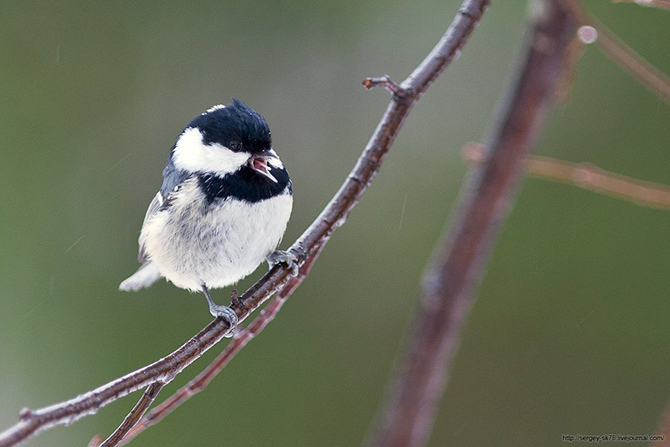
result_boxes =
[189,98,272,154]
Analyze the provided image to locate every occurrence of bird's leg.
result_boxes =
[267,250,299,276]
[202,285,238,337]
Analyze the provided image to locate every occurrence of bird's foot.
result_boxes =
[208,304,239,338]
[267,250,299,276]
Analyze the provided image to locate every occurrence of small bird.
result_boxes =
[120,99,293,328]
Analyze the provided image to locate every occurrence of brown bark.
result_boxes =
[370,2,575,446]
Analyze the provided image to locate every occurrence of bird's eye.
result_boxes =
[229,141,242,151]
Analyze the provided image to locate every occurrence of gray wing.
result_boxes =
[160,156,189,199]
[137,192,163,263]
[137,155,191,263]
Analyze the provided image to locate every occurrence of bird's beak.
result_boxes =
[249,150,278,183]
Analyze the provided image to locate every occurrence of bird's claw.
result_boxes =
[267,250,300,276]
[209,304,239,338]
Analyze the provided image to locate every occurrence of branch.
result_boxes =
[558,0,670,104]
[611,0,670,11]
[116,242,325,445]
[0,1,490,445]
[362,75,406,98]
[554,25,597,104]
[97,382,165,447]
[463,142,670,209]
[369,1,574,446]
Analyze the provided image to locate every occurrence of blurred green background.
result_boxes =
[1,1,670,446]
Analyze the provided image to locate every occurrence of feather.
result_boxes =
[119,262,162,292]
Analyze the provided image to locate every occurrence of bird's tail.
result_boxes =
[119,262,162,292]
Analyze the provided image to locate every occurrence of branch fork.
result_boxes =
[362,75,408,99]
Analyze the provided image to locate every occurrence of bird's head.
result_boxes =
[171,98,283,182]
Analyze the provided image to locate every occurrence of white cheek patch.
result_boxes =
[172,127,249,176]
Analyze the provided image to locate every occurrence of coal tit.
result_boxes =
[120,99,293,328]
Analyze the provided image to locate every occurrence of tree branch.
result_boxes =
[553,25,597,104]
[362,75,406,98]
[369,1,574,446]
[116,242,325,445]
[611,0,670,11]
[0,1,489,445]
[558,0,670,105]
[96,382,165,447]
[463,142,670,209]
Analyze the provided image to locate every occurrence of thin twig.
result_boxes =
[118,243,325,445]
[97,382,165,447]
[554,26,593,104]
[611,0,670,11]
[362,75,406,98]
[463,142,670,209]
[370,1,573,446]
[558,0,670,104]
[0,1,489,445]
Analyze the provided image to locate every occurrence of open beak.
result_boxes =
[248,151,278,183]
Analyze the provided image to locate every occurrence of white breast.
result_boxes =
[141,179,293,291]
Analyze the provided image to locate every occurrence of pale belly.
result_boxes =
[142,186,293,291]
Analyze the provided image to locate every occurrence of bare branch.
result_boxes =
[558,0,670,104]
[117,243,325,445]
[553,26,593,104]
[369,1,574,446]
[0,1,490,445]
[463,142,670,209]
[362,75,406,97]
[611,0,670,11]
[97,382,165,447]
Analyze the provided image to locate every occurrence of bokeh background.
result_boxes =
[1,1,670,446]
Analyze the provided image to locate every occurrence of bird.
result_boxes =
[119,98,294,329]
